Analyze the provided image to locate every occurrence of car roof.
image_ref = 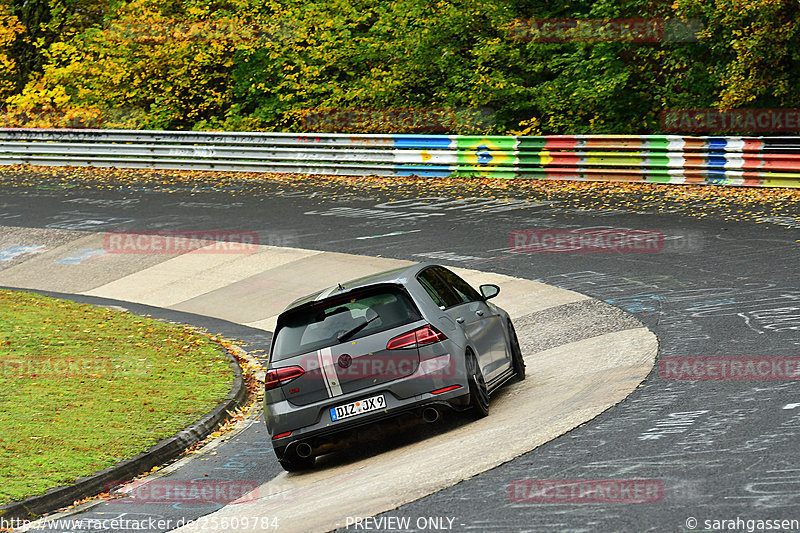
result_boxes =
[282,261,434,313]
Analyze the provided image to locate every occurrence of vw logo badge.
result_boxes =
[338,354,352,368]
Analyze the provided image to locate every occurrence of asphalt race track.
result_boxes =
[1,171,799,532]
[2,230,658,532]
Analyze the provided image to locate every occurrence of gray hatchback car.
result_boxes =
[264,263,525,471]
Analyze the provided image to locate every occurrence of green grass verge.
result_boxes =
[0,289,234,505]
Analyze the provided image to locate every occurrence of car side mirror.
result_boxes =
[479,284,500,300]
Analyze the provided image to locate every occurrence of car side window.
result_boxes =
[418,269,460,309]
[432,266,481,303]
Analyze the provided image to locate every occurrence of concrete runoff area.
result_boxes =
[0,230,182,293]
[0,226,657,532]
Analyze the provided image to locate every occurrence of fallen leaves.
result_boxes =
[0,164,798,225]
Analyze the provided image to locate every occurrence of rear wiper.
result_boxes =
[337,309,379,342]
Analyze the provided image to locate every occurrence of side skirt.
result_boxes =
[487,367,516,395]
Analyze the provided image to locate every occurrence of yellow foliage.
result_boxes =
[508,117,542,136]
[0,3,25,100]
[1,76,147,128]
[1,0,256,129]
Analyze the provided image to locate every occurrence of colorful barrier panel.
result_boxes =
[1,129,799,187]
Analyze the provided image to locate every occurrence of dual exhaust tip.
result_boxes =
[293,407,442,459]
[422,406,440,423]
[295,442,314,458]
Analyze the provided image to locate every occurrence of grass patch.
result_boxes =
[0,290,234,505]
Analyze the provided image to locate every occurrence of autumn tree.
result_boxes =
[2,0,799,133]
[0,3,25,101]
[674,0,800,109]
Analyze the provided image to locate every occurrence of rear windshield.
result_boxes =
[271,286,421,361]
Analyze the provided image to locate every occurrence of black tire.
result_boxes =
[508,320,526,381]
[466,350,489,418]
[278,449,315,472]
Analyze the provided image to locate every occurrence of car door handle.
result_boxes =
[456,317,465,324]
[476,310,484,317]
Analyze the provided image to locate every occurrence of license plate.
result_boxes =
[330,394,386,422]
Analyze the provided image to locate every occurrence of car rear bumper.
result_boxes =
[269,385,470,458]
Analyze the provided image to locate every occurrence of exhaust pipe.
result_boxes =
[422,407,440,423]
[295,442,313,458]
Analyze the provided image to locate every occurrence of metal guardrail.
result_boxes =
[1,128,799,187]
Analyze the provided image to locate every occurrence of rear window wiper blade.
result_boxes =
[337,309,379,342]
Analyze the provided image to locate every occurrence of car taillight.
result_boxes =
[265,366,305,391]
[431,384,462,395]
[386,325,447,350]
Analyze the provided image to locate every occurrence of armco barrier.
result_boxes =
[1,129,799,187]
